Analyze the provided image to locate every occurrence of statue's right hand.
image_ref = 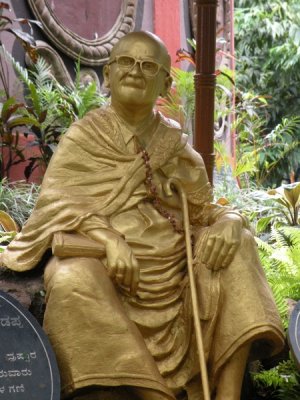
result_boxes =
[105,236,139,295]
[83,228,139,294]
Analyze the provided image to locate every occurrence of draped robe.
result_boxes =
[3,107,284,399]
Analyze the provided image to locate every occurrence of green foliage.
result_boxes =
[156,67,195,135]
[0,178,39,228]
[252,360,300,399]
[213,168,260,224]
[214,67,234,140]
[267,183,300,226]
[256,227,300,328]
[213,89,300,188]
[252,223,300,398]
[174,34,300,187]
[0,2,42,98]
[236,109,300,187]
[238,182,300,233]
[0,209,18,252]
[0,179,39,251]
[0,49,107,179]
[157,65,234,137]
[234,0,300,188]
[235,0,300,125]
[0,230,16,252]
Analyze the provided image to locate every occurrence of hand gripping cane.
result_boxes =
[165,178,211,400]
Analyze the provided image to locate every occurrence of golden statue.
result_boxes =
[3,31,284,400]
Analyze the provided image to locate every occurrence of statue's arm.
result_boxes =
[163,138,249,270]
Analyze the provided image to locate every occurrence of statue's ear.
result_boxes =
[160,75,172,97]
[103,64,110,88]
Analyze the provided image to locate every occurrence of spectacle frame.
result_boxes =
[108,55,170,77]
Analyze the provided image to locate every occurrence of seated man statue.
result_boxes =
[3,31,284,400]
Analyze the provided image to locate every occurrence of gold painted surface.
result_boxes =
[3,32,284,400]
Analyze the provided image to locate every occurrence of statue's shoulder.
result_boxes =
[158,112,182,131]
[157,113,188,150]
[157,112,185,145]
[65,106,117,143]
[75,106,112,128]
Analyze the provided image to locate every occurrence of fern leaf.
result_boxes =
[1,45,31,86]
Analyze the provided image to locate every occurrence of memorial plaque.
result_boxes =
[288,300,300,370]
[0,290,60,399]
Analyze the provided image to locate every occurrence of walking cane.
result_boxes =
[165,178,211,400]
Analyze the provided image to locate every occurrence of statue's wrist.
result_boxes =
[215,211,248,228]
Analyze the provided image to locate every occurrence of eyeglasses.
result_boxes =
[108,55,170,77]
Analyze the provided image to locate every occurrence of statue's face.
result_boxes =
[104,36,171,109]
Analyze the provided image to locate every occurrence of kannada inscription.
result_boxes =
[0,291,60,399]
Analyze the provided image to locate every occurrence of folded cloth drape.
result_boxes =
[3,106,285,399]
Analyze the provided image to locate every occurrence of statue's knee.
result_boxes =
[45,257,101,296]
[228,228,259,271]
[240,228,257,249]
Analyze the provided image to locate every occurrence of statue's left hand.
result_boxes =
[197,214,243,270]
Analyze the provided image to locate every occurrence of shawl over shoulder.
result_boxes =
[3,107,193,271]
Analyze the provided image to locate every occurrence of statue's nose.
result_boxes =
[129,61,143,76]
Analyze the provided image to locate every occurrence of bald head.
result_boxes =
[104,30,173,112]
[109,31,171,73]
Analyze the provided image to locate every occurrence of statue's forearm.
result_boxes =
[84,228,125,246]
[77,214,124,244]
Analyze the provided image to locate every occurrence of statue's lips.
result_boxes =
[121,79,145,89]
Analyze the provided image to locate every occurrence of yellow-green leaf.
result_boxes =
[0,211,19,232]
